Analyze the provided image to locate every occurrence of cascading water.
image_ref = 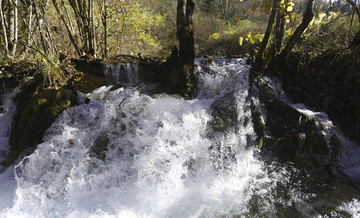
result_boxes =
[0,86,21,210]
[104,62,139,86]
[0,59,359,217]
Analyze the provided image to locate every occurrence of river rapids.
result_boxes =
[0,58,359,217]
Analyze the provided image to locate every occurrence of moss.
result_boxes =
[250,100,265,149]
[7,88,77,165]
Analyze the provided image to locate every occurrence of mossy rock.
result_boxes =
[255,78,334,166]
[68,71,106,94]
[7,88,77,164]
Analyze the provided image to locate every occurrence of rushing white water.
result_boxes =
[0,87,21,212]
[104,62,139,86]
[0,59,359,217]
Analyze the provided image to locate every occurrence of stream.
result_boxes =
[0,58,359,217]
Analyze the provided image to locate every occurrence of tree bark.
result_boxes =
[274,4,286,54]
[52,0,82,56]
[25,2,33,54]
[177,0,195,65]
[0,0,9,55]
[345,0,360,21]
[99,0,107,58]
[255,0,279,69]
[38,1,57,55]
[160,0,196,96]
[10,0,17,56]
[279,0,314,58]
[33,0,49,55]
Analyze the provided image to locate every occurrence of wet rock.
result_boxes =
[255,78,335,166]
[89,134,110,160]
[250,100,264,149]
[72,57,105,76]
[68,71,106,94]
[0,106,5,113]
[270,50,360,142]
[209,92,238,132]
[7,87,77,165]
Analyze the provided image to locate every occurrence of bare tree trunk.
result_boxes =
[346,0,360,46]
[160,0,196,96]
[88,0,96,56]
[8,0,14,53]
[177,0,195,64]
[52,0,82,56]
[43,0,58,54]
[279,0,314,58]
[11,0,38,55]
[67,0,95,56]
[274,4,286,54]
[25,2,33,54]
[349,1,355,44]
[255,0,279,68]
[10,0,17,56]
[345,0,360,21]
[0,0,9,56]
[99,0,107,58]
[62,0,75,34]
[33,0,49,55]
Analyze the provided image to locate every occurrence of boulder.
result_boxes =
[255,77,337,169]
[6,87,77,165]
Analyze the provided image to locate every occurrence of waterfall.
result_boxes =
[0,59,359,217]
[104,62,140,87]
[0,86,21,210]
[0,86,21,166]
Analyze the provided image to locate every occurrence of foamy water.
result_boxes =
[0,59,359,217]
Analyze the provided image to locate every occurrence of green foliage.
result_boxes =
[198,19,266,56]
[105,0,166,56]
[297,12,359,54]
[37,55,67,88]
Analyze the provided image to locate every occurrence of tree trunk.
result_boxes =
[10,0,17,56]
[40,0,57,55]
[25,2,33,54]
[52,0,82,56]
[345,0,360,21]
[33,0,49,55]
[279,0,314,58]
[255,0,279,69]
[177,0,195,65]
[0,0,9,56]
[274,4,286,54]
[160,0,196,97]
[346,0,360,46]
[99,0,107,58]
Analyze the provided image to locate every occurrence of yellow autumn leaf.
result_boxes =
[239,37,244,46]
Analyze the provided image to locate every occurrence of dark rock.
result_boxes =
[89,134,110,160]
[72,58,105,76]
[6,87,77,166]
[0,106,5,113]
[250,100,264,149]
[209,92,238,132]
[255,77,335,166]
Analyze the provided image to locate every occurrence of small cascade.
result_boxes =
[0,59,359,217]
[0,86,21,166]
[104,62,140,87]
[261,75,360,188]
